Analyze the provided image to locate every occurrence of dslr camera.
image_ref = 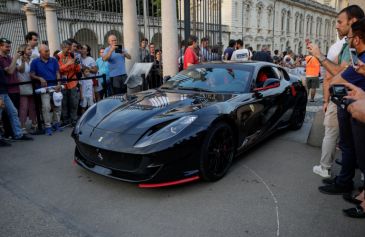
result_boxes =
[115,44,124,54]
[329,84,354,108]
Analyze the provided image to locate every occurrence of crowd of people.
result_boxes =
[0,32,164,144]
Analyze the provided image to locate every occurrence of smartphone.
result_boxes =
[349,48,359,67]
[115,44,124,54]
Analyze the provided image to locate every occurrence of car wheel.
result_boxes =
[199,122,235,181]
[289,98,306,130]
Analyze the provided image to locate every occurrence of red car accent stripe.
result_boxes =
[138,176,200,188]
[291,85,297,96]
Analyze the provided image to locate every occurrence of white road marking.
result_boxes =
[243,165,280,237]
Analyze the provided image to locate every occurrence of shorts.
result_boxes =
[306,77,319,89]
[81,96,94,108]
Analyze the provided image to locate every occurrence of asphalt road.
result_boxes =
[1,113,364,237]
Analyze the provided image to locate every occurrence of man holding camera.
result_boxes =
[102,34,131,95]
[57,40,81,127]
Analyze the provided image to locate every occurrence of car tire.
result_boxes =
[289,96,307,130]
[199,122,235,181]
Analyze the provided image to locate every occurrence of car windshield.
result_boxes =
[161,66,253,93]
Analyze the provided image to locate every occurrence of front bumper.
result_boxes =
[74,134,203,183]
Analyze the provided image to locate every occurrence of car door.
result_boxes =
[233,66,279,148]
[239,66,285,145]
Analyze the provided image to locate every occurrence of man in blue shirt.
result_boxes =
[102,34,131,95]
[30,44,61,135]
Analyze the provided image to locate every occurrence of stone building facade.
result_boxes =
[221,0,345,54]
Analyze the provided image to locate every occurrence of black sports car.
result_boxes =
[72,62,307,187]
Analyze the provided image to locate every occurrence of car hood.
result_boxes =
[86,90,238,134]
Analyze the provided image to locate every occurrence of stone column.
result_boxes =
[122,0,139,73]
[22,1,38,32]
[41,0,60,55]
[161,0,178,77]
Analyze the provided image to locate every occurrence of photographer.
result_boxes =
[57,40,81,127]
[328,18,365,218]
[102,34,131,95]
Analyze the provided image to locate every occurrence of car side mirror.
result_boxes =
[262,78,280,88]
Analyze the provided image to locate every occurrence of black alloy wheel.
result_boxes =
[199,122,235,181]
[289,95,307,130]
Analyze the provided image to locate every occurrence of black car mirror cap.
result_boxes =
[163,75,171,83]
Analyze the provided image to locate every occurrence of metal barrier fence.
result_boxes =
[3,74,107,132]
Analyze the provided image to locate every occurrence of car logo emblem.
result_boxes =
[98,137,103,142]
[97,152,103,161]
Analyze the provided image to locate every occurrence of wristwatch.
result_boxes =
[318,54,327,63]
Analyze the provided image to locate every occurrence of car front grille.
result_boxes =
[77,142,143,172]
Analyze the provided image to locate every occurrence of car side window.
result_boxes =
[255,66,279,88]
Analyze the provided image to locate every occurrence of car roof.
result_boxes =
[196,60,278,68]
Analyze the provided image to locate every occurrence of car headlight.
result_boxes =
[134,115,198,148]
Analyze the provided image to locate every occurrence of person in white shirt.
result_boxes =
[16,44,37,133]
[80,44,100,101]
[80,68,95,114]
[25,32,39,61]
[312,36,346,178]
[231,39,250,61]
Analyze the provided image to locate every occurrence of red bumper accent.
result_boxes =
[138,176,200,188]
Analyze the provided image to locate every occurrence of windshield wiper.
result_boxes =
[177,87,213,92]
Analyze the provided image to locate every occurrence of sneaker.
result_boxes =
[0,138,11,147]
[21,127,28,135]
[45,127,52,136]
[14,134,34,141]
[318,183,353,195]
[313,165,331,178]
[52,123,63,132]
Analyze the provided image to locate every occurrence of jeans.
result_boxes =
[335,107,357,187]
[2,92,19,137]
[0,94,22,138]
[41,93,61,128]
[351,119,365,189]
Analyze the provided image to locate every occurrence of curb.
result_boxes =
[307,110,325,147]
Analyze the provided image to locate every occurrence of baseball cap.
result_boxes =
[0,38,11,44]
[53,91,63,107]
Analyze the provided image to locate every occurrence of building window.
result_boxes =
[256,2,263,31]
[286,11,290,33]
[281,10,286,31]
